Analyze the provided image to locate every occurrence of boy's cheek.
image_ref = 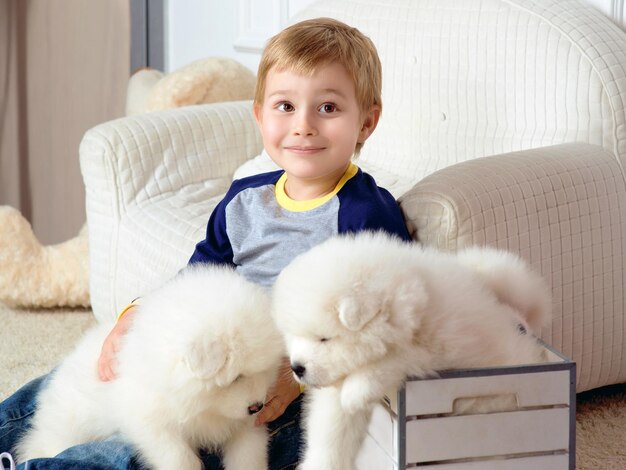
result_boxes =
[260,122,286,145]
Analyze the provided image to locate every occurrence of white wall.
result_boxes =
[165,0,626,74]
[165,0,315,73]
[586,0,626,24]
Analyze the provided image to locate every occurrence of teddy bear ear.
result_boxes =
[125,68,164,115]
[338,296,379,331]
[184,339,228,381]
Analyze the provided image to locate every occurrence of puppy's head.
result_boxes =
[182,330,281,419]
[273,232,427,388]
[142,265,283,420]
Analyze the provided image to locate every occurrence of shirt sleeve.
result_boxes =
[337,170,412,242]
[187,197,236,267]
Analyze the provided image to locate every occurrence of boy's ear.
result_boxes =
[358,105,381,143]
[253,102,263,126]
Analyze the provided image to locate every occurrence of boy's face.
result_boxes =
[254,62,379,196]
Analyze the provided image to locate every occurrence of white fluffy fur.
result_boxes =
[16,265,283,470]
[272,232,551,470]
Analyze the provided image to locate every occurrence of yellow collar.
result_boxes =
[275,163,359,212]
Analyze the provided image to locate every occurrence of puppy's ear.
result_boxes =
[338,296,379,331]
[391,277,429,330]
[215,355,240,388]
[184,340,228,380]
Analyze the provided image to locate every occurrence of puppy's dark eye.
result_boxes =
[320,337,330,343]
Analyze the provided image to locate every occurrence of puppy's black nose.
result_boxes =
[291,362,306,378]
[248,402,264,415]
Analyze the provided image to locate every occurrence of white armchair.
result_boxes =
[80,0,626,393]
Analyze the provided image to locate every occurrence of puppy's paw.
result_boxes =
[341,374,377,413]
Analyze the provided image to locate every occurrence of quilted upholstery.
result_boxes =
[80,0,626,392]
[80,102,263,325]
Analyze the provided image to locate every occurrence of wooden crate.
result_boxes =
[356,342,576,469]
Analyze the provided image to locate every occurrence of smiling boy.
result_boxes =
[256,61,377,200]
[0,17,411,470]
[111,17,411,468]
[184,19,410,289]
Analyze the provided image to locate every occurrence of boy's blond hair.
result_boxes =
[255,17,382,126]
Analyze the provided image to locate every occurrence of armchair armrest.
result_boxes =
[79,100,262,214]
[399,142,626,391]
[399,143,624,251]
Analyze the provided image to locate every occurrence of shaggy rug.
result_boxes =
[0,303,624,468]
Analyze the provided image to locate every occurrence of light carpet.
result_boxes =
[1,303,624,468]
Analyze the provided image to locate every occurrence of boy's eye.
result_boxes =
[319,103,337,113]
[277,102,295,112]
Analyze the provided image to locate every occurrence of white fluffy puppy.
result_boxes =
[272,232,551,470]
[16,265,283,470]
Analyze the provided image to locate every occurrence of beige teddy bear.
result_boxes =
[0,57,256,308]
[0,206,90,308]
[126,56,256,115]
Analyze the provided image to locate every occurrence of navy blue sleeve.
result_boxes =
[188,196,235,267]
[337,170,412,242]
[188,170,285,266]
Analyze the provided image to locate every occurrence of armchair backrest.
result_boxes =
[295,0,626,182]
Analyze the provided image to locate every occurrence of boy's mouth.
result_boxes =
[284,146,325,155]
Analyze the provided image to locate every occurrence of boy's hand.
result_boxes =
[97,307,137,381]
[255,357,301,426]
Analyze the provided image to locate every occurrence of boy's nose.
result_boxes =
[293,125,317,136]
[293,112,318,136]
[294,126,316,136]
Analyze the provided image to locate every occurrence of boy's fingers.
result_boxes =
[97,355,107,381]
[98,359,110,381]
[254,409,267,426]
[106,356,119,380]
[102,362,116,382]
[255,398,282,426]
[97,346,118,382]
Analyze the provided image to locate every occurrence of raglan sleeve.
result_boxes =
[372,191,412,242]
[188,195,236,267]
[337,173,412,242]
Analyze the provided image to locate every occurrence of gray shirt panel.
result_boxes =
[225,185,339,286]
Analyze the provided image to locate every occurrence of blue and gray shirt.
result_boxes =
[189,163,411,286]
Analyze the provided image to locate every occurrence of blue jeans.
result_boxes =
[0,374,302,470]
